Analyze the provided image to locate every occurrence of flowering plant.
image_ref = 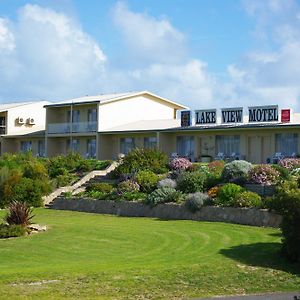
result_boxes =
[249,164,280,185]
[117,180,140,194]
[169,157,192,171]
[278,158,300,170]
[208,160,225,176]
[207,186,220,198]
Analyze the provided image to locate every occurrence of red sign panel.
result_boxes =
[281,109,291,123]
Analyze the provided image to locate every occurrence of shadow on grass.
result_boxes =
[268,232,282,237]
[220,242,300,275]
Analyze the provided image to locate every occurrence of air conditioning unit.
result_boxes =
[16,117,24,124]
[27,118,35,125]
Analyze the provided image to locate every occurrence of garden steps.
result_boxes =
[43,161,119,206]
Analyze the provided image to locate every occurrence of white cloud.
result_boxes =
[110,2,215,109]
[0,19,15,51]
[220,0,300,110]
[112,2,186,64]
[0,4,106,102]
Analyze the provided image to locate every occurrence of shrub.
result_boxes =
[114,148,168,176]
[177,171,206,193]
[0,224,27,239]
[185,192,210,212]
[145,187,184,206]
[85,190,109,200]
[270,182,300,262]
[290,168,300,177]
[208,160,225,177]
[117,180,140,194]
[23,161,49,180]
[207,186,220,198]
[233,191,262,208]
[86,182,114,194]
[205,173,223,189]
[120,191,146,202]
[11,178,51,207]
[157,178,177,189]
[249,164,280,186]
[216,183,243,207]
[271,164,290,180]
[5,201,34,227]
[136,170,159,193]
[278,158,300,170]
[222,160,252,184]
[170,157,192,171]
[56,174,78,187]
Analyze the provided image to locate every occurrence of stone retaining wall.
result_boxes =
[51,198,282,228]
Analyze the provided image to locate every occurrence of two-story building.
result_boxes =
[0,101,49,156]
[44,91,187,159]
[1,92,300,164]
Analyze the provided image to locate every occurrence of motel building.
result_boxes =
[0,91,300,164]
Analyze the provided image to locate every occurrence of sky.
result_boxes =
[0,0,300,110]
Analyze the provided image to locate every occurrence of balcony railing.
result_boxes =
[48,122,97,134]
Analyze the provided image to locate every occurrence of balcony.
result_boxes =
[48,122,97,134]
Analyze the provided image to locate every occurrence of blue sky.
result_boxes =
[1,0,300,110]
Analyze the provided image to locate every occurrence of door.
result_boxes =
[247,136,261,163]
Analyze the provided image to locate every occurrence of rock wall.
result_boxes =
[51,198,282,228]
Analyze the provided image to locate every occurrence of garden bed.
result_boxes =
[51,197,282,228]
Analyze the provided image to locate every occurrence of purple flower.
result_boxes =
[249,165,280,185]
[170,157,192,171]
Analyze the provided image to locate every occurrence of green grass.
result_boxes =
[0,209,299,299]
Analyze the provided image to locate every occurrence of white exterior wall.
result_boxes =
[6,101,48,135]
[98,95,176,131]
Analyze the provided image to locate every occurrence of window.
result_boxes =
[216,135,240,156]
[87,108,97,131]
[67,139,80,153]
[88,108,97,122]
[38,140,45,157]
[120,137,135,154]
[87,139,96,158]
[67,110,80,132]
[20,141,32,152]
[276,133,298,156]
[176,136,194,158]
[67,110,80,123]
[0,116,5,134]
[144,137,157,149]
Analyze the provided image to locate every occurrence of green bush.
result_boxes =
[0,169,22,208]
[185,192,210,212]
[177,171,206,193]
[270,181,300,262]
[86,182,114,194]
[271,164,290,180]
[113,148,168,177]
[23,161,49,180]
[85,190,110,200]
[120,191,146,202]
[136,170,159,193]
[117,180,140,194]
[11,178,51,207]
[222,160,252,184]
[145,187,184,206]
[216,183,243,207]
[0,224,27,239]
[233,191,262,208]
[56,174,78,187]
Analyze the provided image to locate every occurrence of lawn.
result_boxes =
[0,209,299,299]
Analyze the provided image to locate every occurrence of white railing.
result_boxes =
[48,122,97,134]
